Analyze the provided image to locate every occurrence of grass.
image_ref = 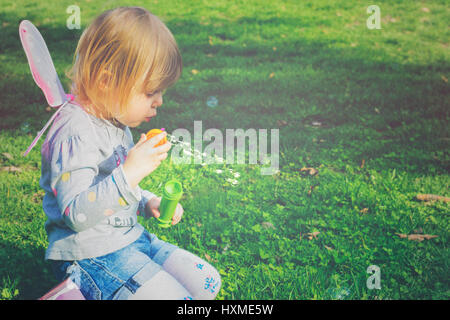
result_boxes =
[0,0,449,300]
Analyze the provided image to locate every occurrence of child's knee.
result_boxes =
[163,248,222,300]
[187,260,222,300]
[189,252,222,299]
[202,265,221,299]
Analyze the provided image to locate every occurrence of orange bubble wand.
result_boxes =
[146,128,167,147]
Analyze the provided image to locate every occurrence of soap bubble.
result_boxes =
[20,121,31,134]
[206,96,218,108]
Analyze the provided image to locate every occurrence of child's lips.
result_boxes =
[144,112,157,122]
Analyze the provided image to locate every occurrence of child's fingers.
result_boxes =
[153,140,172,154]
[151,208,160,218]
[141,134,171,158]
[145,132,168,149]
[157,151,169,161]
[172,205,183,225]
[147,143,171,161]
[135,133,147,148]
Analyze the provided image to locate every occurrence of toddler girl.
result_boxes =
[40,6,221,300]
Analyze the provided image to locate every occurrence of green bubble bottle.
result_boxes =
[157,180,183,228]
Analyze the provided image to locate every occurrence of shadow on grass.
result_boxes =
[0,239,57,300]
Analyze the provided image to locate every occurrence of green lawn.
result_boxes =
[0,0,448,300]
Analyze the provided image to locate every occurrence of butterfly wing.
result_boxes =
[19,20,73,156]
[19,20,67,107]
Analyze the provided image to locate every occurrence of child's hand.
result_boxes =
[146,196,184,225]
[123,132,172,189]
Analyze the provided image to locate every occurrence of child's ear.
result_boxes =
[98,69,113,91]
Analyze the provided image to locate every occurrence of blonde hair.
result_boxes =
[66,7,182,120]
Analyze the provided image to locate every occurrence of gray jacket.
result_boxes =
[40,102,157,261]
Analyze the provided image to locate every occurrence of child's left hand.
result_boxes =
[145,196,184,225]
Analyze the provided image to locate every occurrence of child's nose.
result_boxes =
[154,92,163,107]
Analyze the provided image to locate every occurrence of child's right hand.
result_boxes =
[122,132,172,189]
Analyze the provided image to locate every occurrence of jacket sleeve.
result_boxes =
[49,134,142,232]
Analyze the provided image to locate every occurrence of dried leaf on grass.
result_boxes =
[416,194,450,203]
[261,222,275,229]
[395,233,438,242]
[300,167,318,176]
[306,231,320,240]
[1,152,13,160]
[1,166,22,172]
[277,119,288,127]
[204,253,218,263]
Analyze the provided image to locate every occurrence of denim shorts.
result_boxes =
[50,230,178,300]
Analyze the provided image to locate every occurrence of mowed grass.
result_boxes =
[0,0,448,300]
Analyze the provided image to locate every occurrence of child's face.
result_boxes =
[115,90,163,127]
